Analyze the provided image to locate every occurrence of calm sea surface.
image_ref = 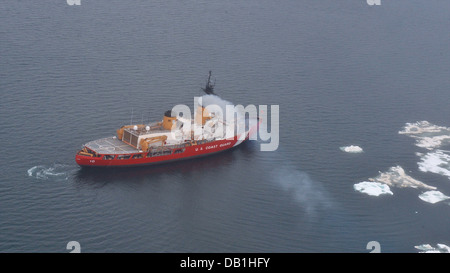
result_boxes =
[1,0,449,252]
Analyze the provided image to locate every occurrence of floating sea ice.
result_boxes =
[399,121,450,150]
[369,166,436,190]
[415,243,450,253]
[399,121,449,135]
[340,145,363,153]
[417,150,450,180]
[415,135,450,150]
[418,190,450,204]
[435,244,450,252]
[353,181,393,196]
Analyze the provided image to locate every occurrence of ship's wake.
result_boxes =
[27,164,75,181]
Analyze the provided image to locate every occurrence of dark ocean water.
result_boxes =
[1,0,450,252]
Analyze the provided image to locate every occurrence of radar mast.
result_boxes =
[202,70,215,95]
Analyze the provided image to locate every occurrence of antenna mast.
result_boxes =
[202,70,215,95]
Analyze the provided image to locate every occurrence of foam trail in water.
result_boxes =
[415,244,450,253]
[272,166,333,215]
[340,145,363,153]
[27,164,73,181]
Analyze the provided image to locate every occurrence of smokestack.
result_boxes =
[162,110,177,130]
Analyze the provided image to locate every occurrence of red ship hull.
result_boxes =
[76,122,259,167]
[77,137,239,167]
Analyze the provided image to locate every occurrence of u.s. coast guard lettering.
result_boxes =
[194,142,231,152]
[180,257,270,270]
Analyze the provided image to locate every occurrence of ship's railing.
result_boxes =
[146,138,217,158]
[77,147,100,157]
[86,137,220,160]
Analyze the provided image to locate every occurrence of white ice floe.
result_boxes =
[399,121,450,135]
[415,135,450,150]
[415,244,450,253]
[417,150,450,180]
[400,121,450,179]
[353,181,393,196]
[355,166,436,197]
[340,145,363,153]
[399,121,450,150]
[355,121,450,202]
[418,190,450,204]
[27,164,71,181]
[368,166,436,190]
